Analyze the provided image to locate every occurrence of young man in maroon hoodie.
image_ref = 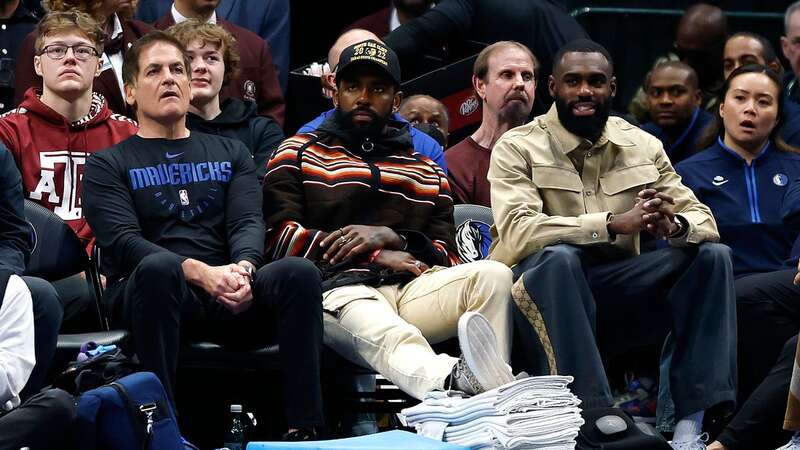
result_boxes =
[13,0,152,118]
[0,10,138,332]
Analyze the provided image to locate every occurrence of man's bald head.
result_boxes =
[327,29,381,69]
[675,3,727,89]
[677,4,727,50]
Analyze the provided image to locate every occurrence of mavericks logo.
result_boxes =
[455,219,492,263]
[774,173,789,186]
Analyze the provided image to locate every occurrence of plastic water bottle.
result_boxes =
[223,404,245,450]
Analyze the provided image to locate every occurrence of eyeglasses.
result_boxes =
[38,44,99,61]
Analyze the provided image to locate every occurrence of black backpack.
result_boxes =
[54,346,139,395]
[577,407,672,450]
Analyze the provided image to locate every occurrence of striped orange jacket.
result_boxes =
[263,132,458,288]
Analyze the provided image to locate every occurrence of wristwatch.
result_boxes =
[668,216,685,238]
[243,263,255,284]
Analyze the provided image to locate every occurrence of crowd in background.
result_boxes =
[0,1,800,450]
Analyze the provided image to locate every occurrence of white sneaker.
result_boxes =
[777,435,800,450]
[450,312,514,395]
[670,434,708,450]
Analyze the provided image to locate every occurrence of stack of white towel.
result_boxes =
[400,375,584,450]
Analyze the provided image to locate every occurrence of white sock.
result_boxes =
[673,410,704,442]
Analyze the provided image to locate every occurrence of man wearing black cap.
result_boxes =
[263,39,516,400]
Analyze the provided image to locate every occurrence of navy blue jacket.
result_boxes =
[0,143,31,274]
[676,138,800,276]
[640,107,714,165]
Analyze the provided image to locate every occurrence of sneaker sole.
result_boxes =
[458,312,514,392]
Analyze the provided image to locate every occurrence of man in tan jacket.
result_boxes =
[489,39,736,450]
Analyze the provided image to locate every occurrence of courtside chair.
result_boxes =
[452,204,494,263]
[22,199,128,373]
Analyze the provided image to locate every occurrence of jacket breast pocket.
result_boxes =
[599,164,660,213]
[533,165,584,215]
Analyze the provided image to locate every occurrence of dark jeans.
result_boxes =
[717,335,796,450]
[512,243,737,419]
[735,269,800,406]
[658,268,800,431]
[104,253,325,428]
[20,276,62,400]
[0,388,75,450]
[51,273,98,333]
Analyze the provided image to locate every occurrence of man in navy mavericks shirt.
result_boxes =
[82,31,325,440]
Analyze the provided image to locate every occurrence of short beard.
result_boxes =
[339,108,390,143]
[498,101,531,128]
[554,97,611,142]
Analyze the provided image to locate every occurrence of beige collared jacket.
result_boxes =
[488,105,719,267]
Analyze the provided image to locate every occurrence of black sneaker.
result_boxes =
[449,312,514,395]
[282,427,318,441]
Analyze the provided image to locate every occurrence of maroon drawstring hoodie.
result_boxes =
[0,87,138,251]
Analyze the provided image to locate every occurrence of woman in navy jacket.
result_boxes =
[676,65,800,450]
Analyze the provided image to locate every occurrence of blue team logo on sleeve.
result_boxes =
[455,219,492,263]
[774,173,789,186]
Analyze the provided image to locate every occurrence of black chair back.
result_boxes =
[23,199,107,330]
[23,199,88,281]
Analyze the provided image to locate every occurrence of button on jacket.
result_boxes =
[488,105,718,266]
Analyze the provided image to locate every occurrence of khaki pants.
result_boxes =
[786,332,800,431]
[323,260,513,400]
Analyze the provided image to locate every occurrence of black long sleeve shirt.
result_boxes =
[83,132,264,279]
[0,143,30,274]
[384,0,588,112]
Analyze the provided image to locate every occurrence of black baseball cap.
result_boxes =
[336,39,402,86]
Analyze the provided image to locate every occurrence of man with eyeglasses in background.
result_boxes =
[0,11,137,338]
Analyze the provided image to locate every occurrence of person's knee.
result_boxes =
[23,276,63,329]
[536,244,583,269]
[130,254,185,311]
[695,242,732,265]
[136,253,184,284]
[263,257,320,284]
[469,260,513,293]
[34,388,76,423]
[780,335,799,362]
[256,257,321,298]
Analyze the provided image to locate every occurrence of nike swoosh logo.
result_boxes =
[165,152,184,159]
[712,180,729,186]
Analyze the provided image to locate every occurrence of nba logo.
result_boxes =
[179,189,189,206]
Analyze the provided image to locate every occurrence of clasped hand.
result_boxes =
[608,188,679,238]
[201,262,253,314]
[319,225,403,264]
